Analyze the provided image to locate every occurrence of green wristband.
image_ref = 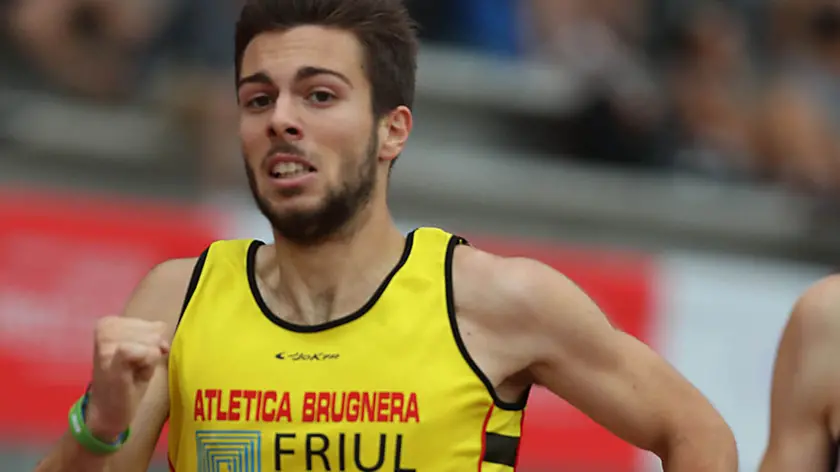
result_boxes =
[67,395,130,455]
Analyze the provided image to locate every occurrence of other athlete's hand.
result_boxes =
[86,316,170,441]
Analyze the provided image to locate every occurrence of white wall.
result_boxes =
[657,252,830,471]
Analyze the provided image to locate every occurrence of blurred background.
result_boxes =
[2,0,840,470]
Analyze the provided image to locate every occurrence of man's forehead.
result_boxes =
[240,26,365,80]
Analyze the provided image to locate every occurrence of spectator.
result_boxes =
[7,0,168,99]
[662,3,761,181]
[758,0,840,195]
[6,0,241,193]
[522,0,663,167]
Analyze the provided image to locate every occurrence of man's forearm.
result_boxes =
[660,423,739,472]
[34,432,111,472]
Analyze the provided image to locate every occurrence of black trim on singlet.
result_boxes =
[830,440,839,472]
[176,247,210,329]
[483,432,520,467]
[247,231,415,333]
[444,235,531,411]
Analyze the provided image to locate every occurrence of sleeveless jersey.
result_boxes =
[167,227,529,472]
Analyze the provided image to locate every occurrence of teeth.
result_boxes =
[271,162,309,178]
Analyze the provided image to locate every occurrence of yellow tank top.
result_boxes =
[167,227,528,472]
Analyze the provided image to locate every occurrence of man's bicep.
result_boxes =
[532,323,692,452]
[520,264,726,454]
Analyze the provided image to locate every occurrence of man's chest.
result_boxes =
[172,330,490,430]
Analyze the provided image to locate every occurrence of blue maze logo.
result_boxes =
[195,430,262,472]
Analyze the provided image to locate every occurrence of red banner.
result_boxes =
[472,236,656,471]
[0,189,219,443]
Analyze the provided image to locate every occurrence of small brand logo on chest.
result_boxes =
[275,351,340,361]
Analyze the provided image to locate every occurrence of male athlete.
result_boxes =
[35,0,738,471]
[760,275,840,472]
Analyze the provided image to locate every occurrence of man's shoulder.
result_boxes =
[777,275,840,429]
[122,255,204,327]
[150,239,254,281]
[147,256,202,288]
[789,274,840,344]
[141,238,260,309]
[451,244,527,299]
[452,243,571,290]
[450,244,574,322]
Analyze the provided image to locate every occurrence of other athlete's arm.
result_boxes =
[34,257,197,472]
[488,255,737,471]
[759,276,840,472]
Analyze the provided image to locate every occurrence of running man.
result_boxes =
[36,0,737,470]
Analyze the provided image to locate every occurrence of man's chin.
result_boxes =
[264,197,325,220]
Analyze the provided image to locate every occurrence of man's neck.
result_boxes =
[260,208,406,326]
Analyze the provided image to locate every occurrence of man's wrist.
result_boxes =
[83,399,126,444]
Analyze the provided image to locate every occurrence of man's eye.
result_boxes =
[308,91,335,104]
[246,95,274,109]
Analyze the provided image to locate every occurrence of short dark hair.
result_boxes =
[235,0,419,116]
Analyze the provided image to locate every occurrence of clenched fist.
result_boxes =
[85,316,170,442]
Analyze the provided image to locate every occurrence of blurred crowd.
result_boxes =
[413,0,840,197]
[3,0,840,198]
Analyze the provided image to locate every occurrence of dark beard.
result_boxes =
[245,134,378,246]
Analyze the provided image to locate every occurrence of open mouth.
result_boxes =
[270,161,317,179]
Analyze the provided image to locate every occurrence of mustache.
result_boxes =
[264,142,307,162]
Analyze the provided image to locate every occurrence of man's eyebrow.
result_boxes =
[295,66,353,87]
[237,71,273,90]
[237,66,354,90]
